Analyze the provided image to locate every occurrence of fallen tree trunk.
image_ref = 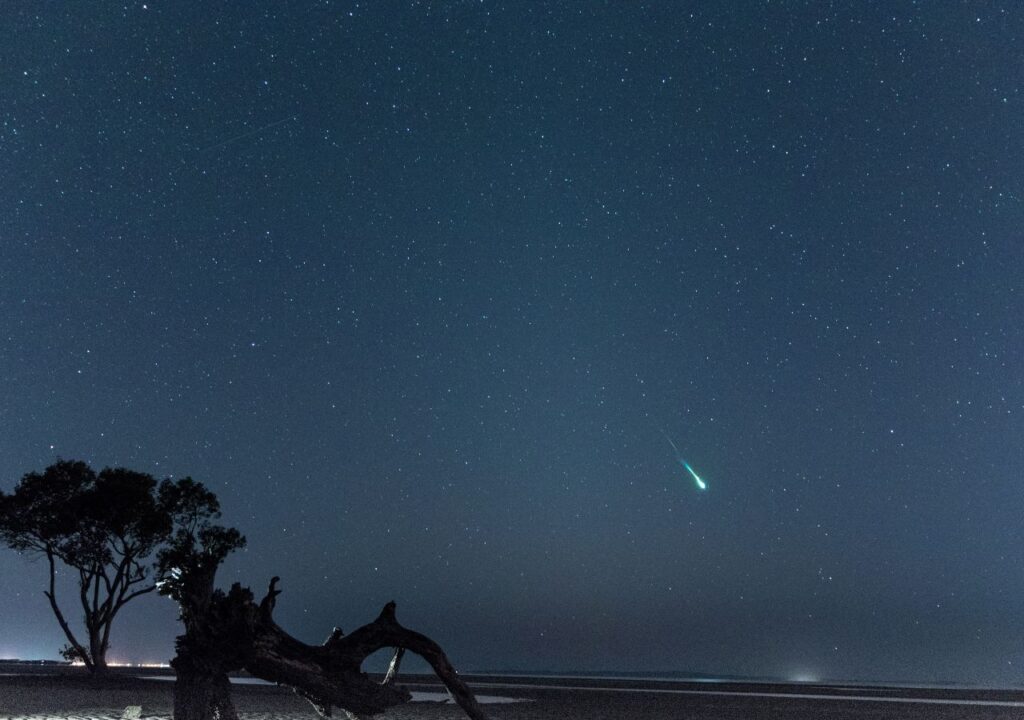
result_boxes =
[172,577,487,720]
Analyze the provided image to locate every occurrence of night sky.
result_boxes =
[2,2,1023,686]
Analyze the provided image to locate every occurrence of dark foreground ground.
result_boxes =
[1,667,1023,719]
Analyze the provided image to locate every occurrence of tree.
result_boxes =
[0,460,213,675]
[156,480,488,720]
[2,460,487,717]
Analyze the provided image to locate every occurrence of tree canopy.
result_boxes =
[0,460,233,674]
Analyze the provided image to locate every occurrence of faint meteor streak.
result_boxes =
[199,115,298,152]
[660,429,707,491]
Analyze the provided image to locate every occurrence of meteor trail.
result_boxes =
[681,459,707,490]
[660,429,707,491]
[200,115,298,152]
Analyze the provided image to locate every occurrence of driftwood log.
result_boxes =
[171,573,487,720]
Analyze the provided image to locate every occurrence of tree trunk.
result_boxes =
[44,550,93,674]
[171,576,487,720]
[173,666,238,720]
[89,626,108,676]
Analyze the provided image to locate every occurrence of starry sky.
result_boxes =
[2,1,1023,686]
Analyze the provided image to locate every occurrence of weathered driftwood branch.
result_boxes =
[172,576,487,720]
[382,647,405,687]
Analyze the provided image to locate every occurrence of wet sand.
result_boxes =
[1,668,1023,719]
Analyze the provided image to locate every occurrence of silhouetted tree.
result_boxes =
[156,481,487,720]
[0,460,221,675]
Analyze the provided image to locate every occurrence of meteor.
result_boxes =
[660,429,708,491]
[681,459,707,490]
[199,115,298,152]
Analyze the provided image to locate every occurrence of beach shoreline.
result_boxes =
[2,666,1024,720]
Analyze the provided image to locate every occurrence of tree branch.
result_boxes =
[383,647,405,686]
[79,567,93,635]
[241,584,487,719]
[98,563,113,596]
[115,583,157,610]
[44,549,91,672]
[338,602,487,720]
[91,561,102,621]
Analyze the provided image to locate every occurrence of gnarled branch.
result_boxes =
[173,577,487,720]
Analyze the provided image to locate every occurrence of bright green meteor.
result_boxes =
[660,430,708,491]
[681,459,707,490]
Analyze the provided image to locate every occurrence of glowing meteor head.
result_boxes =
[682,460,707,490]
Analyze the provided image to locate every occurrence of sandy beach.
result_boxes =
[2,668,1024,720]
